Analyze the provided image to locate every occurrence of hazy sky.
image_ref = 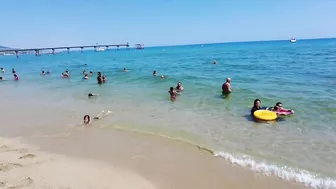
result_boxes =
[1,0,335,48]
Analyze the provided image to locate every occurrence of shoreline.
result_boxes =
[12,128,306,189]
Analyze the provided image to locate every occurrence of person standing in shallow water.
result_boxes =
[97,72,103,84]
[222,78,232,94]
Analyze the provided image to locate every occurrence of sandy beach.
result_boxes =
[0,127,306,189]
[0,137,156,189]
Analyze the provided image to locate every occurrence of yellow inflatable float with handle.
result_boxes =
[253,110,277,121]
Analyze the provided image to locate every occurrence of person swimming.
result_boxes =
[153,70,157,76]
[82,70,86,75]
[46,70,50,75]
[12,68,15,74]
[176,82,184,91]
[13,74,19,80]
[168,87,177,100]
[274,102,294,114]
[123,68,127,72]
[89,71,93,76]
[83,110,112,125]
[41,70,46,76]
[83,74,89,80]
[161,75,165,79]
[251,99,262,115]
[222,78,232,94]
[88,93,99,98]
[213,60,217,64]
[0,68,4,73]
[0,76,3,80]
[102,75,107,83]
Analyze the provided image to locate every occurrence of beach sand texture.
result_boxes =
[0,137,156,189]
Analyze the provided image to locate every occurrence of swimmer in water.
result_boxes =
[251,99,262,115]
[1,68,4,73]
[153,70,157,76]
[213,60,217,64]
[88,93,99,98]
[0,76,3,80]
[222,78,232,94]
[175,82,184,92]
[46,70,50,74]
[89,71,93,76]
[13,74,19,80]
[83,74,89,80]
[161,75,165,79]
[41,70,46,76]
[97,72,103,84]
[123,68,127,72]
[83,110,112,125]
[12,68,16,74]
[168,87,177,100]
[275,102,294,114]
[82,70,86,75]
[102,75,107,83]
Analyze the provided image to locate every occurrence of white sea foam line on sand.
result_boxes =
[0,137,157,189]
[214,151,336,189]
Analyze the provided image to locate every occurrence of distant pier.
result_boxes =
[0,43,130,58]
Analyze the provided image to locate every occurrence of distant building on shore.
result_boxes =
[135,44,144,49]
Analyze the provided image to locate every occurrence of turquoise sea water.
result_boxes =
[1,39,336,188]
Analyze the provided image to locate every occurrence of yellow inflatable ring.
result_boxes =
[253,110,277,121]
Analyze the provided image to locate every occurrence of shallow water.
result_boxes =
[1,39,336,188]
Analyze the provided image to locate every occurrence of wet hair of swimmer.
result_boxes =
[170,87,174,91]
[84,115,90,124]
[254,99,261,106]
[273,106,279,111]
[276,102,283,107]
[88,93,94,97]
[0,77,3,80]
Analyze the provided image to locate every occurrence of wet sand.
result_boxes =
[24,128,306,189]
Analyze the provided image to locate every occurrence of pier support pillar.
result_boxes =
[67,48,70,54]
[117,45,119,51]
[81,47,83,53]
[52,49,55,55]
[15,51,19,58]
[35,50,40,56]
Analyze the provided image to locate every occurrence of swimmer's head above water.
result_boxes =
[253,99,261,108]
[83,115,90,124]
[153,70,157,76]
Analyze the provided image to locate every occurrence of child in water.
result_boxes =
[83,74,89,80]
[83,110,112,125]
[272,102,294,115]
[13,74,19,80]
[168,87,177,100]
[1,68,5,73]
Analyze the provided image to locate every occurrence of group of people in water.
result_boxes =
[1,61,294,123]
[0,68,19,81]
[251,99,294,117]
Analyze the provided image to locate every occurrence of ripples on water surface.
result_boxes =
[1,39,336,188]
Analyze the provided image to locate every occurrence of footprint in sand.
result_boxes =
[0,163,22,172]
[0,181,6,187]
[6,177,33,189]
[19,153,36,159]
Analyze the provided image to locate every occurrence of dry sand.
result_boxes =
[0,137,156,189]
